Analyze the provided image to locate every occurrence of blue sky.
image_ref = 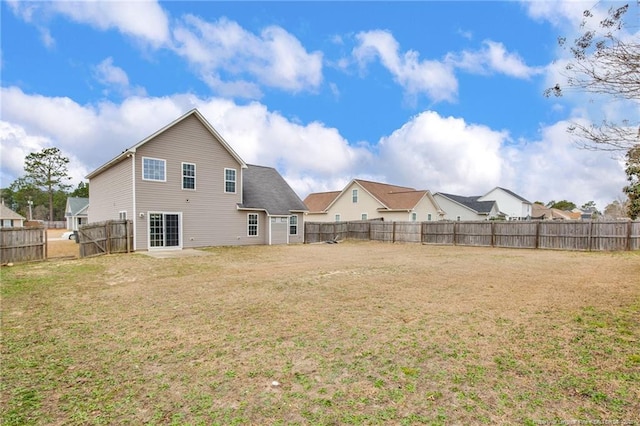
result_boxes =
[1,1,638,210]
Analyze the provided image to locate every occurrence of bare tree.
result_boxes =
[545,4,639,152]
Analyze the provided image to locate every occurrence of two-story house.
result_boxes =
[304,179,444,222]
[86,109,307,251]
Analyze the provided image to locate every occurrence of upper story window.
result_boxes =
[289,215,298,235]
[248,213,258,236]
[142,157,166,181]
[361,213,368,220]
[352,189,358,203]
[225,168,236,193]
[427,213,432,221]
[411,212,417,221]
[182,163,196,190]
[335,214,341,222]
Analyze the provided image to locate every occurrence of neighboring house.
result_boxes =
[86,109,307,250]
[304,179,444,222]
[65,197,89,230]
[0,203,25,228]
[433,193,502,221]
[531,203,573,220]
[478,187,532,220]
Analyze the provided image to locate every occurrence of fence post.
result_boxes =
[491,221,495,247]
[106,221,112,254]
[627,221,632,251]
[453,222,457,245]
[535,221,540,249]
[587,220,593,252]
[392,221,396,243]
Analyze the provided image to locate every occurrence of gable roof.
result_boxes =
[304,179,441,213]
[482,186,531,204]
[0,204,25,220]
[531,203,573,220]
[435,193,496,215]
[66,197,89,216]
[238,164,308,215]
[303,191,341,213]
[355,179,424,210]
[87,109,247,179]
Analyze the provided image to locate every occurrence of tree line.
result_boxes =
[1,147,88,222]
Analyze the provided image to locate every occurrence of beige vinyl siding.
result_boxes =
[133,115,255,250]
[322,182,383,222]
[88,157,134,223]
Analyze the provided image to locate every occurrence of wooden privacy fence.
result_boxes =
[78,220,134,258]
[305,220,640,251]
[0,227,46,264]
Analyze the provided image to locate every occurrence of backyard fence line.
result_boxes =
[304,220,640,251]
[78,220,134,258]
[0,227,47,264]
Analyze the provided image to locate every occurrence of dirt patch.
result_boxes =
[2,241,639,424]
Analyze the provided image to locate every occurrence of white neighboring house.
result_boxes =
[65,197,89,230]
[0,203,25,228]
[478,187,532,220]
[433,193,501,221]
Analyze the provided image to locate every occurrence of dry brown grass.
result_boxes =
[2,241,639,425]
[46,229,80,259]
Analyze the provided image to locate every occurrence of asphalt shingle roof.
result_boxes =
[67,197,89,216]
[240,165,308,215]
[436,193,496,214]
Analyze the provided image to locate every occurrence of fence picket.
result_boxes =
[305,220,640,251]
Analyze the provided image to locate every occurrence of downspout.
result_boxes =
[131,152,137,250]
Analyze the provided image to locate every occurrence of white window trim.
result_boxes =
[182,162,196,191]
[142,157,166,182]
[335,214,341,222]
[119,211,127,220]
[361,213,368,220]
[411,212,417,222]
[224,168,237,194]
[247,213,259,237]
[147,211,182,250]
[352,189,358,203]
[289,215,298,235]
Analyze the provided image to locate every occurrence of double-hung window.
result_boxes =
[289,215,298,235]
[182,163,196,190]
[225,168,236,193]
[247,213,258,236]
[142,157,166,181]
[352,189,358,203]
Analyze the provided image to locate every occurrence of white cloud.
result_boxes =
[0,88,368,198]
[376,111,507,195]
[172,15,323,97]
[7,0,170,46]
[0,88,627,210]
[353,30,458,103]
[507,120,627,208]
[94,57,147,97]
[448,40,542,79]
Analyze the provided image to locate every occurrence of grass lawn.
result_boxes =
[1,241,639,425]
